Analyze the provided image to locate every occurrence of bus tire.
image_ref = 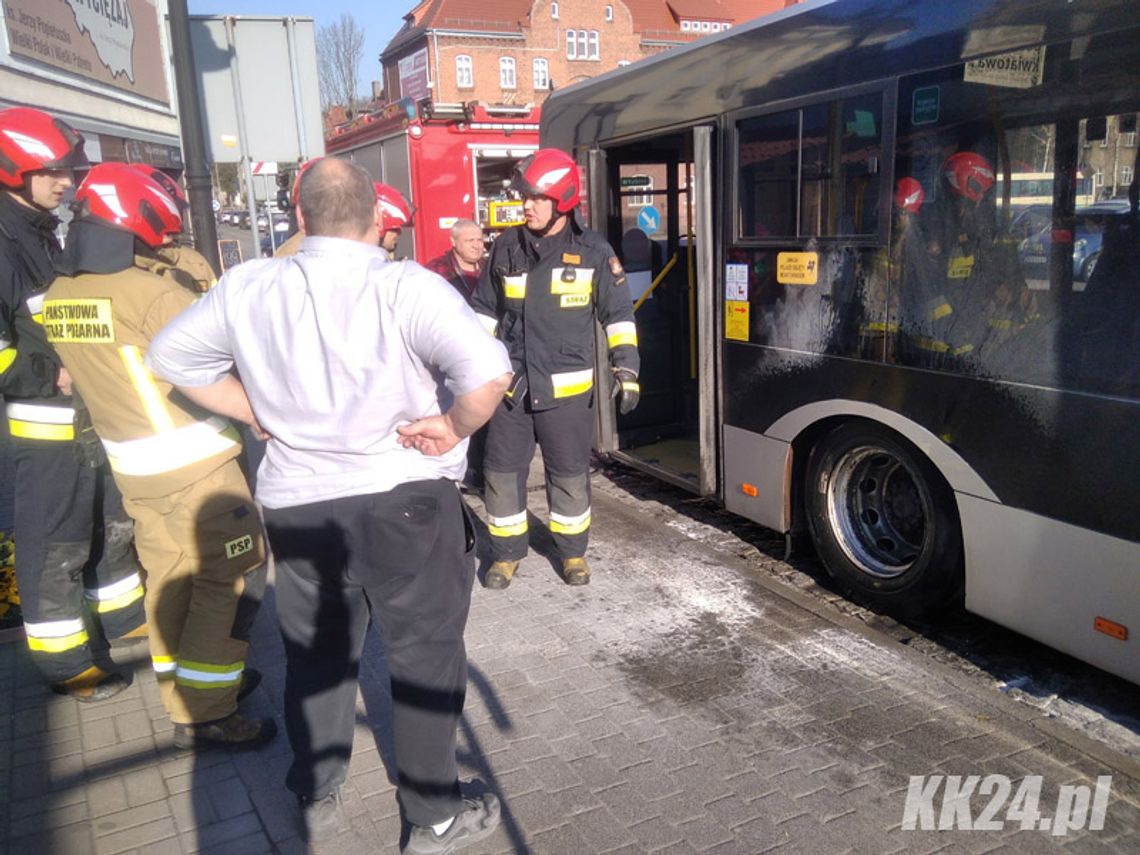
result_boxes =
[803,421,963,617]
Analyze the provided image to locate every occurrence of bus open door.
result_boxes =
[586,128,718,497]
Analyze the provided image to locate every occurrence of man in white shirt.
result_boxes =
[147,157,512,852]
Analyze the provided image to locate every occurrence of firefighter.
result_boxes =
[910,151,1001,369]
[0,107,146,700]
[130,163,218,293]
[374,182,413,258]
[43,162,275,749]
[472,148,640,588]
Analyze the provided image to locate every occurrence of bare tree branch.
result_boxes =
[316,13,366,115]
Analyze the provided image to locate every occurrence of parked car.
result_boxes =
[1016,200,1131,282]
[1008,204,1051,241]
[260,215,294,255]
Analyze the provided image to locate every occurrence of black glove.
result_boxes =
[72,404,107,468]
[611,367,640,415]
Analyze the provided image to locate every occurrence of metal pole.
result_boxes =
[168,0,220,273]
[284,18,309,162]
[224,16,262,258]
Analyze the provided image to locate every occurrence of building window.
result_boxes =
[551,2,558,19]
[533,58,549,90]
[712,23,721,32]
[500,57,516,89]
[605,5,613,21]
[1094,168,1104,187]
[681,21,691,31]
[626,175,653,207]
[701,21,711,32]
[566,30,599,60]
[456,55,473,88]
[1123,132,1137,147]
[1123,166,1135,185]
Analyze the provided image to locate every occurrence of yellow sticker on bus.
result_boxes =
[777,252,819,285]
[725,300,750,341]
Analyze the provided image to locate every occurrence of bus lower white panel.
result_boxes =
[722,425,789,532]
[959,494,1139,685]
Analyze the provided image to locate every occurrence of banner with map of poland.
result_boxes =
[4,0,170,105]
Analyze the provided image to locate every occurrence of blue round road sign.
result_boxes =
[637,205,660,236]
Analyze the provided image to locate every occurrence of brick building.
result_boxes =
[380,0,798,112]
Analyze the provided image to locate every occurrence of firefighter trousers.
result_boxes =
[483,394,595,562]
[122,460,266,724]
[12,436,146,684]
[264,478,475,827]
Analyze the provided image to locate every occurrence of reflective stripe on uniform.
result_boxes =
[175,659,244,690]
[26,292,44,324]
[487,510,528,538]
[101,417,240,476]
[551,368,593,398]
[0,347,15,374]
[503,274,527,299]
[6,402,76,423]
[24,617,89,653]
[6,401,76,440]
[152,655,177,677]
[605,321,638,348]
[119,345,177,433]
[860,321,899,333]
[549,507,591,535]
[913,336,950,353]
[926,296,952,321]
[9,419,74,440]
[85,572,145,614]
[476,312,499,335]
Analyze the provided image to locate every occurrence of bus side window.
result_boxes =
[1066,183,1140,397]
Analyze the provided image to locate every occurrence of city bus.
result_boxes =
[540,0,1140,684]
[997,171,1095,210]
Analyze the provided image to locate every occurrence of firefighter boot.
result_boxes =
[562,557,591,586]
[51,665,130,703]
[484,560,519,590]
[110,622,150,648]
[173,712,277,751]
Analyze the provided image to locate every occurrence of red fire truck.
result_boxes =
[324,98,540,264]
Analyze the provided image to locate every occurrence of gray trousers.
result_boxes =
[264,478,476,826]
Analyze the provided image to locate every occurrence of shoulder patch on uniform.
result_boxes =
[562,252,581,265]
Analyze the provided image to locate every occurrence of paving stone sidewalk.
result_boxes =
[0,462,1137,855]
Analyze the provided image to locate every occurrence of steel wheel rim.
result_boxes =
[825,445,928,579]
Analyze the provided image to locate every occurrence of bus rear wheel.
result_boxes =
[804,422,963,617]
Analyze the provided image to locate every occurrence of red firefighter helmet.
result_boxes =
[895,177,924,214]
[76,162,183,248]
[512,148,579,212]
[941,152,995,203]
[374,182,412,231]
[130,163,188,212]
[0,107,88,188]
